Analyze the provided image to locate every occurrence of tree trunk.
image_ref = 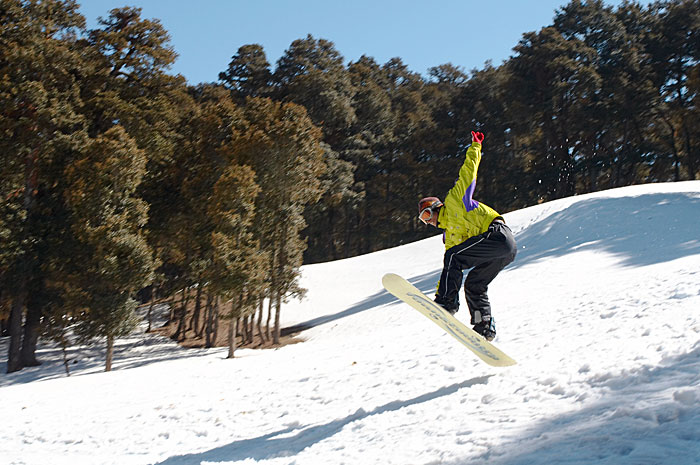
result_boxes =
[7,296,25,373]
[191,285,203,335]
[212,297,220,344]
[344,203,353,258]
[204,292,213,347]
[661,112,682,182]
[246,315,254,344]
[0,317,8,337]
[240,315,248,344]
[105,335,114,372]
[328,206,337,260]
[176,288,190,342]
[273,292,282,345]
[20,298,41,367]
[681,118,697,180]
[61,338,71,377]
[0,290,8,337]
[266,297,273,340]
[205,293,218,348]
[196,287,208,339]
[256,299,266,344]
[8,147,39,373]
[146,299,154,333]
[246,314,254,344]
[168,290,178,323]
[229,318,238,359]
[146,285,158,333]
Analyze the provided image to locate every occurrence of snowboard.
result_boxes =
[382,273,516,367]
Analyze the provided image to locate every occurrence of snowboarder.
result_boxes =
[418,131,517,341]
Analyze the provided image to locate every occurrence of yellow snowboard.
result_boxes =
[382,273,516,367]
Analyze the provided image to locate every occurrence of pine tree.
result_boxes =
[273,34,356,147]
[507,26,602,201]
[0,0,87,372]
[80,7,190,352]
[61,126,154,371]
[269,36,359,262]
[340,56,397,256]
[219,44,273,101]
[232,97,326,343]
[553,0,657,190]
[205,163,265,357]
[643,0,700,180]
[364,58,435,251]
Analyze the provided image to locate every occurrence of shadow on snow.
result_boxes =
[155,375,493,465]
[449,343,700,465]
[0,333,213,387]
[283,269,441,333]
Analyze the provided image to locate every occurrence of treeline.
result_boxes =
[1,0,698,373]
[218,0,700,262]
[0,0,325,372]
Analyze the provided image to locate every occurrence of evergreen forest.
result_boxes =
[1,0,698,373]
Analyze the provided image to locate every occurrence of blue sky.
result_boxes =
[78,0,636,85]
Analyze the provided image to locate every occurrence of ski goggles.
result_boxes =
[419,206,436,224]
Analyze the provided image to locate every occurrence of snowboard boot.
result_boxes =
[434,295,458,315]
[473,317,496,341]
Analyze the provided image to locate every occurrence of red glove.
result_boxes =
[471,131,484,144]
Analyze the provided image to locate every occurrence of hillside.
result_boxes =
[2,181,699,465]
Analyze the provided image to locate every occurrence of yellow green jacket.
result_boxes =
[437,142,500,249]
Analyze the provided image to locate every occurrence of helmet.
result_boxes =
[418,196,443,224]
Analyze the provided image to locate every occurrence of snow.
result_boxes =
[2,181,700,465]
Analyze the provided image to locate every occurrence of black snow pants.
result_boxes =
[435,220,517,324]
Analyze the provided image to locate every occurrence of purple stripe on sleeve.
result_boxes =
[462,180,479,212]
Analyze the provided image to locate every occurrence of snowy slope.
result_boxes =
[1,181,699,465]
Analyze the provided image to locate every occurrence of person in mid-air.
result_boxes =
[418,130,517,341]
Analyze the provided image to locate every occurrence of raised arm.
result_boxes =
[456,131,484,212]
